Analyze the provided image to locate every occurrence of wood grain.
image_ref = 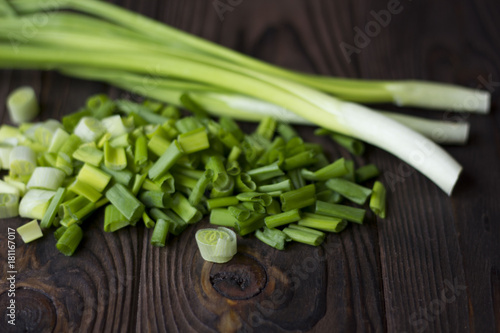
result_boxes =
[1,0,499,332]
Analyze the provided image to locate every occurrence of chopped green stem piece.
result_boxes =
[27,167,65,190]
[258,179,292,193]
[9,145,36,176]
[226,160,241,176]
[265,209,301,228]
[147,134,170,157]
[314,201,365,224]
[151,218,169,247]
[149,208,188,235]
[161,105,180,119]
[316,189,343,204]
[131,173,148,195]
[68,179,102,203]
[7,86,39,125]
[195,227,237,263]
[280,184,316,211]
[236,192,272,207]
[104,204,131,232]
[247,163,284,182]
[209,208,238,227]
[315,128,364,155]
[205,155,229,188]
[219,117,244,141]
[148,140,184,180]
[54,226,67,241]
[78,163,112,192]
[235,173,256,192]
[172,172,198,189]
[355,164,380,183]
[139,191,171,208]
[266,199,282,215]
[227,145,242,163]
[72,144,103,166]
[255,116,277,140]
[282,226,324,246]
[283,150,317,171]
[104,141,127,170]
[134,135,148,167]
[40,187,66,228]
[116,99,170,124]
[206,195,238,210]
[298,213,347,232]
[325,178,372,205]
[288,168,305,190]
[48,128,70,153]
[240,202,266,213]
[171,192,202,224]
[228,205,251,221]
[343,160,355,182]
[235,212,265,236]
[255,227,287,250]
[277,123,298,142]
[302,158,348,181]
[19,189,55,220]
[17,220,43,243]
[74,117,105,142]
[56,224,83,256]
[101,165,134,186]
[0,193,19,218]
[142,211,155,228]
[370,181,387,218]
[105,183,145,223]
[178,127,210,154]
[180,93,209,118]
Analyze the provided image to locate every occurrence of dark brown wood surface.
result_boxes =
[1,0,499,332]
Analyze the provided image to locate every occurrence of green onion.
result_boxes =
[255,116,277,141]
[19,189,55,220]
[68,179,102,203]
[48,128,70,153]
[77,164,111,192]
[0,144,13,170]
[235,212,265,236]
[236,192,272,207]
[280,184,316,211]
[178,127,210,154]
[134,135,148,167]
[282,225,325,246]
[247,163,284,182]
[26,167,64,191]
[17,219,43,243]
[195,227,237,263]
[105,183,145,223]
[206,196,239,210]
[283,150,317,171]
[235,173,256,192]
[40,187,66,229]
[100,165,134,187]
[147,134,170,157]
[210,208,238,227]
[149,208,188,235]
[240,202,266,213]
[101,115,128,138]
[370,181,387,218]
[7,86,39,124]
[0,193,19,218]
[325,178,372,205]
[298,213,347,232]
[355,164,380,183]
[257,179,292,193]
[171,192,202,224]
[314,201,365,224]
[142,211,155,229]
[264,209,301,228]
[74,117,105,142]
[151,218,169,247]
[139,191,171,209]
[148,140,184,181]
[227,205,251,221]
[104,141,127,170]
[255,227,287,250]
[104,204,130,232]
[315,128,365,155]
[56,224,83,256]
[9,145,36,176]
[0,180,20,196]
[302,158,348,181]
[53,226,67,241]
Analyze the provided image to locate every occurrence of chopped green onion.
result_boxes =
[264,209,301,228]
[147,134,170,157]
[105,183,145,223]
[101,165,134,187]
[247,163,284,182]
[195,227,237,263]
[101,114,128,138]
[139,191,171,208]
[48,128,70,153]
[17,219,43,243]
[19,189,55,220]
[68,179,102,203]
[235,173,256,192]
[315,128,365,155]
[258,179,292,193]
[210,208,238,227]
[40,187,66,228]
[178,127,210,154]
[283,150,317,171]
[134,135,148,167]
[236,192,272,207]
[148,140,184,181]
[131,172,148,195]
[104,204,131,232]
[7,86,39,124]
[57,134,82,175]
[149,208,188,235]
[282,225,325,246]
[142,211,155,228]
[325,178,372,205]
[314,201,365,224]
[355,164,380,183]
[370,181,387,218]
[240,202,266,213]
[0,193,19,218]
[9,146,36,176]
[234,212,265,236]
[298,213,347,232]
[0,179,20,196]
[151,218,169,247]
[56,224,83,256]
[104,141,127,170]
[255,116,277,140]
[255,227,287,250]
[77,164,112,192]
[27,167,66,190]
[280,184,316,211]
[171,192,202,224]
[277,123,298,142]
[54,226,67,241]
[227,205,251,221]
[302,158,348,181]
[74,116,105,142]
[206,196,239,210]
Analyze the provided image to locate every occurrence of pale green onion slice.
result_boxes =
[0,144,13,170]
[73,116,106,142]
[9,145,36,175]
[195,227,237,263]
[19,189,56,220]
[0,180,21,196]
[0,193,19,218]
[27,167,66,190]
[34,120,63,147]
[4,178,26,196]
[7,86,39,125]
[17,219,44,243]
[101,115,128,138]
[48,127,70,153]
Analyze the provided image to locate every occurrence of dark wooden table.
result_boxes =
[1,0,499,332]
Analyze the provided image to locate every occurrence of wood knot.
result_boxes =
[209,253,267,300]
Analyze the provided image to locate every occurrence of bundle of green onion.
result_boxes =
[0,93,386,255]
[0,0,491,196]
